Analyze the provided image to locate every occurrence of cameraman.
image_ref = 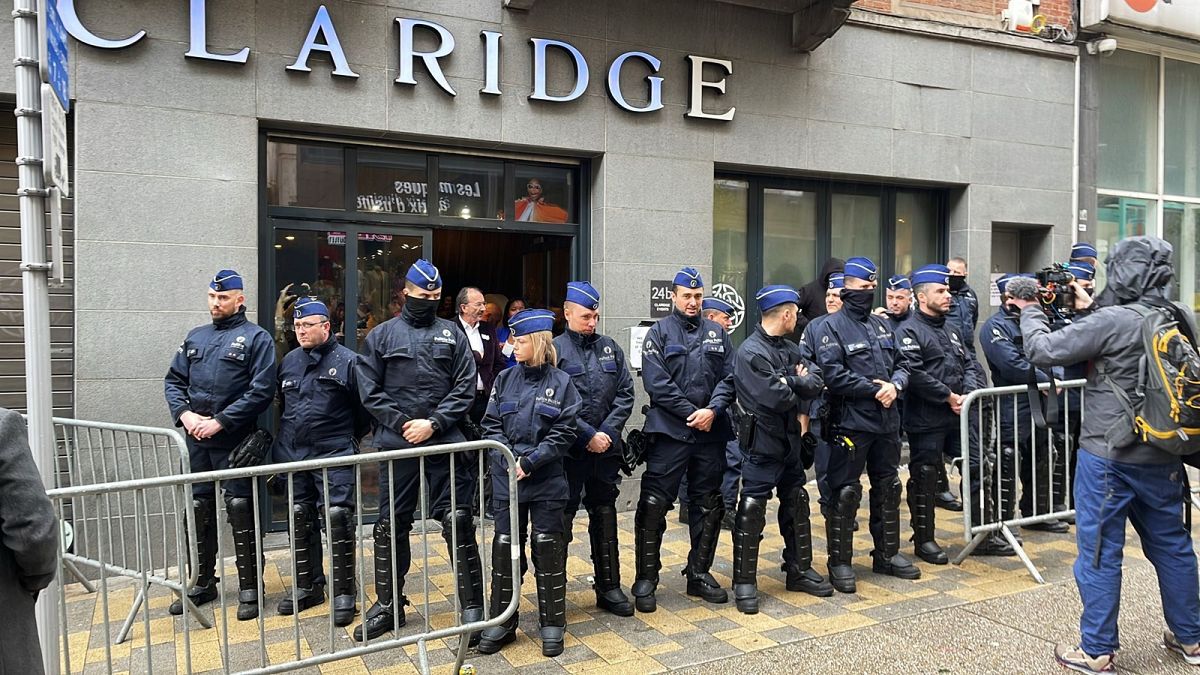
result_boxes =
[1014,237,1200,672]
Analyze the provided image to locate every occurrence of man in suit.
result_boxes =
[0,408,59,675]
[455,287,509,426]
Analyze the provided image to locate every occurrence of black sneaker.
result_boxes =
[595,587,634,617]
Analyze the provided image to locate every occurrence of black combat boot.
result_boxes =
[934,462,963,511]
[683,492,728,604]
[354,519,407,641]
[908,465,948,565]
[631,493,669,613]
[826,485,860,594]
[441,508,485,647]
[476,534,519,655]
[532,532,568,657]
[278,503,327,615]
[170,496,218,615]
[227,496,264,621]
[731,495,767,614]
[779,487,833,597]
[588,503,634,617]
[327,505,358,627]
[871,478,921,580]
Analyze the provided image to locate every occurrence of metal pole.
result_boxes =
[13,0,60,672]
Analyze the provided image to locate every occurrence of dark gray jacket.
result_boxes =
[0,408,59,674]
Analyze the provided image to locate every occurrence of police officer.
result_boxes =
[731,285,833,615]
[1070,242,1098,268]
[354,260,484,642]
[894,266,983,565]
[477,309,582,658]
[805,257,918,593]
[275,297,367,626]
[804,272,844,515]
[876,274,912,329]
[634,266,736,612]
[978,274,1067,545]
[554,282,636,617]
[164,270,277,620]
[946,256,980,356]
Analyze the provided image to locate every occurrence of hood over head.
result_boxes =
[1104,235,1174,304]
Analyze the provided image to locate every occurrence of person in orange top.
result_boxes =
[515,178,568,223]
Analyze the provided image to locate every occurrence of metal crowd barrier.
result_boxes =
[952,379,1087,583]
[47,437,521,675]
[39,417,211,646]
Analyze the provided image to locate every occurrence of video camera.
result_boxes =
[1035,263,1077,321]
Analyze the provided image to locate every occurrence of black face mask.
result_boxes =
[841,289,875,318]
[402,296,439,327]
[948,275,966,292]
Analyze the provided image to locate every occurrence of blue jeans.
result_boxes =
[1074,449,1200,656]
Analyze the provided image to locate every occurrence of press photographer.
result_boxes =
[1012,236,1200,672]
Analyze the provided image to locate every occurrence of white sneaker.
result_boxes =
[1164,631,1200,666]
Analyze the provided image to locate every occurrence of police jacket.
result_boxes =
[802,305,910,434]
[734,325,824,459]
[553,329,635,458]
[276,335,367,460]
[948,285,980,354]
[895,309,982,433]
[885,307,910,331]
[483,363,581,502]
[164,308,276,448]
[356,305,476,450]
[640,310,735,444]
[979,307,1061,439]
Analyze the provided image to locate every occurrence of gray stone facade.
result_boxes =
[39,1,1077,431]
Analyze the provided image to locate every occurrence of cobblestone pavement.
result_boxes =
[61,474,1186,674]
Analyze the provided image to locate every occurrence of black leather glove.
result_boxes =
[800,431,818,471]
[228,428,272,469]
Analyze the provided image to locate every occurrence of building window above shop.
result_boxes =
[356,148,427,215]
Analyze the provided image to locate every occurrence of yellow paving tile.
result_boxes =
[499,630,545,668]
[580,631,639,664]
[842,600,879,611]
[635,608,696,635]
[585,655,666,674]
[642,640,682,656]
[717,605,786,631]
[674,605,720,622]
[319,656,371,674]
[368,663,421,675]
[852,580,910,604]
[728,632,778,653]
[713,626,751,641]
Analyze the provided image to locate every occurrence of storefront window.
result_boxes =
[1165,59,1200,199]
[1099,50,1159,194]
[894,191,938,274]
[514,164,576,224]
[438,156,504,220]
[267,141,344,209]
[713,179,749,341]
[356,148,427,215]
[1096,195,1157,290]
[1164,202,1200,311]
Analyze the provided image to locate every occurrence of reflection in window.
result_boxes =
[895,191,938,274]
[514,165,575,224]
[272,230,346,354]
[1164,202,1200,311]
[1099,50,1159,193]
[763,188,817,289]
[438,156,503,220]
[1165,59,1200,199]
[356,149,428,215]
[267,141,344,208]
[831,193,882,264]
[713,179,749,341]
[1096,195,1156,290]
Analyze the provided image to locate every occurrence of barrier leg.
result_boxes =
[114,584,148,644]
[63,559,96,592]
[951,531,990,565]
[1000,524,1045,584]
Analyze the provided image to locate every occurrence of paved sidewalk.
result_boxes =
[60,475,1188,674]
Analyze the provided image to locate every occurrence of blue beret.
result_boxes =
[508,308,556,337]
[828,272,845,290]
[293,296,329,320]
[911,264,950,287]
[755,285,800,313]
[702,297,734,315]
[1067,261,1096,281]
[843,257,878,282]
[406,259,442,291]
[887,274,912,291]
[1070,242,1098,260]
[565,281,600,310]
[674,266,704,289]
[210,269,243,292]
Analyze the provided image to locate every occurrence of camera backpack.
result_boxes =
[1106,299,1200,455]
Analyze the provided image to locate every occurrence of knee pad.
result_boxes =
[638,492,670,522]
[735,496,768,532]
[225,496,254,525]
[835,485,861,512]
[372,518,391,544]
[292,503,317,537]
[698,490,724,514]
[441,508,475,544]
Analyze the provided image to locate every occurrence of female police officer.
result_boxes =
[477,309,582,658]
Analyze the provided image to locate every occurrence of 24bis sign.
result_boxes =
[57,0,738,121]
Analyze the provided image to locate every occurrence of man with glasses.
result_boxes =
[275,297,368,626]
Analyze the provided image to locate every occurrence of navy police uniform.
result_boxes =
[948,276,980,356]
[804,272,845,511]
[894,266,982,566]
[729,286,834,615]
[633,267,736,612]
[163,270,276,619]
[478,309,581,658]
[804,257,919,593]
[274,297,366,624]
[353,260,484,643]
[883,275,912,331]
[554,282,636,617]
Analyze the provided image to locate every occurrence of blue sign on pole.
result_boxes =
[41,0,70,112]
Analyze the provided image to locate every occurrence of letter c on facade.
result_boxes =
[58,0,147,49]
[607,52,664,114]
